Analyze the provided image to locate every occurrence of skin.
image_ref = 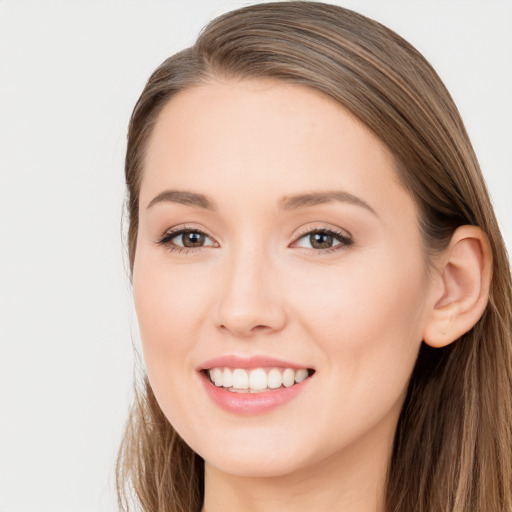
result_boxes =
[133,79,441,512]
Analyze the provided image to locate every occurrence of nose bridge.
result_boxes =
[215,239,285,336]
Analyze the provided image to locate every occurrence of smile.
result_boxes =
[199,357,315,415]
[207,367,311,393]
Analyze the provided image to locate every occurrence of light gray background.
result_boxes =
[0,1,510,511]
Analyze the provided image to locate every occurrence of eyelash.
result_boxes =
[156,225,353,255]
[156,226,217,254]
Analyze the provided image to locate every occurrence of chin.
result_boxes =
[204,448,310,478]
[183,423,323,479]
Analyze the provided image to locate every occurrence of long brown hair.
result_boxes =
[116,2,512,511]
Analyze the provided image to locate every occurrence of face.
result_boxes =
[133,79,434,479]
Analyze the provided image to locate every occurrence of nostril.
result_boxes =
[253,324,272,331]
[217,321,278,337]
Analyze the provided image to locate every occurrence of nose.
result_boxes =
[214,247,287,337]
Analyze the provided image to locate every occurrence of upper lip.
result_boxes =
[198,355,313,371]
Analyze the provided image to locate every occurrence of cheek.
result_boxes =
[291,249,428,382]
[132,250,208,377]
[132,253,214,435]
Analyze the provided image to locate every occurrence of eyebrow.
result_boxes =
[279,191,378,216]
[147,190,215,210]
[146,189,377,216]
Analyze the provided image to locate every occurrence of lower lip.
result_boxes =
[200,372,311,415]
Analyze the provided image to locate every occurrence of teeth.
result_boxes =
[267,368,283,389]
[222,368,233,388]
[207,367,311,392]
[282,368,295,387]
[213,368,223,387]
[295,368,308,383]
[232,369,249,389]
[249,368,267,390]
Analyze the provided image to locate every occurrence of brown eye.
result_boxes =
[293,228,353,252]
[180,230,206,247]
[158,228,216,250]
[309,232,334,249]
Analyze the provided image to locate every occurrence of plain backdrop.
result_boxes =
[0,1,510,511]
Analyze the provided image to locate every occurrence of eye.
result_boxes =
[157,228,217,250]
[292,228,353,252]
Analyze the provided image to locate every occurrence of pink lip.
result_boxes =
[200,373,311,415]
[199,355,311,371]
[197,355,314,416]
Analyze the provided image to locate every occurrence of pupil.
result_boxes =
[183,231,205,247]
[310,232,333,249]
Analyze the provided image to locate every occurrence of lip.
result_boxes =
[198,355,314,415]
[199,355,312,371]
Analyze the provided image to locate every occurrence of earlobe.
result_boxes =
[423,226,492,348]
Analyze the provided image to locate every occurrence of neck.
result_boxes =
[201,420,394,512]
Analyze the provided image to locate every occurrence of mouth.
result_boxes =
[198,356,315,414]
[205,366,315,393]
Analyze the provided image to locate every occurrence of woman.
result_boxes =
[116,2,512,511]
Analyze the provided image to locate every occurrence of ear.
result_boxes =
[423,225,492,348]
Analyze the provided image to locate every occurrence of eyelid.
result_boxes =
[292,223,352,240]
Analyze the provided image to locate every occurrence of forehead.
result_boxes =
[140,79,410,220]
